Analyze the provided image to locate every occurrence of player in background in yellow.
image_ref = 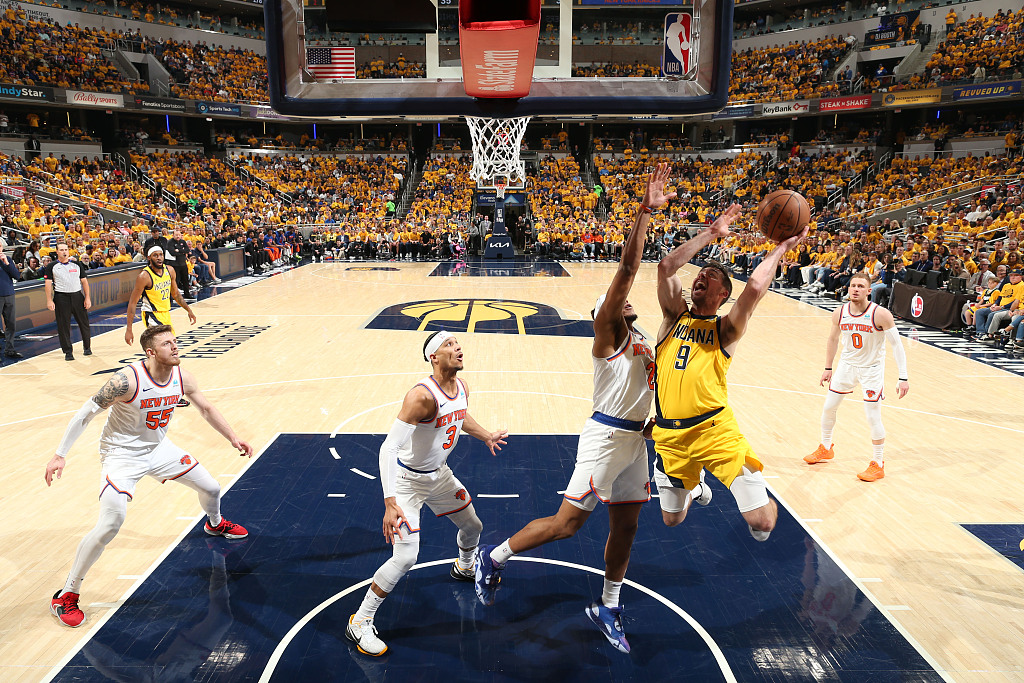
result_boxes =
[651,206,807,541]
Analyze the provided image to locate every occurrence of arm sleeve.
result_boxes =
[884,327,908,380]
[55,399,104,457]
[378,419,416,499]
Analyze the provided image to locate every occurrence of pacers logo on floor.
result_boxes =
[366,299,593,337]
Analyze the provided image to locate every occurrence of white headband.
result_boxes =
[147,246,163,256]
[593,293,607,318]
[424,331,453,361]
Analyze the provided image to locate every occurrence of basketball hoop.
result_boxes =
[494,181,507,200]
[465,116,532,188]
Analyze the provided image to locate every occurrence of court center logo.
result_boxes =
[366,299,594,337]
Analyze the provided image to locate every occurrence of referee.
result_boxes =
[44,243,91,361]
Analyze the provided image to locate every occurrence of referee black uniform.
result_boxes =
[44,251,91,360]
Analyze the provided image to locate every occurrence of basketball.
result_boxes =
[756,190,810,243]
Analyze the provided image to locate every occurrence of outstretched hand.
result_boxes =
[777,225,810,252]
[641,162,678,211]
[708,203,742,239]
[484,429,508,456]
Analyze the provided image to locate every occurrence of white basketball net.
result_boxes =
[465,115,531,188]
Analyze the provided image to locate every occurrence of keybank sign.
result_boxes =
[0,83,54,101]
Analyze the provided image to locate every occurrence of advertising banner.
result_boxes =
[250,105,287,119]
[195,101,242,116]
[67,90,124,108]
[761,100,811,117]
[882,89,941,107]
[953,81,1021,101]
[0,83,54,102]
[0,185,25,198]
[133,95,186,113]
[818,95,872,111]
[711,104,758,120]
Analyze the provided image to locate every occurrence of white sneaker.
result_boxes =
[346,615,388,656]
[693,481,713,506]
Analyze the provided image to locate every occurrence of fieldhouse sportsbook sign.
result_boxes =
[818,95,871,112]
[133,95,186,113]
[0,83,54,102]
[67,90,124,108]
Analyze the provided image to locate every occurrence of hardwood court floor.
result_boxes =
[1,260,1022,682]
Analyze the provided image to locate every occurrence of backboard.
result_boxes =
[265,0,733,119]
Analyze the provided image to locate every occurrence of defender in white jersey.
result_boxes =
[474,163,680,654]
[44,325,253,628]
[346,331,508,657]
[805,272,910,482]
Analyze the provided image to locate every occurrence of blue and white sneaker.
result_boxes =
[585,602,630,653]
[474,544,504,606]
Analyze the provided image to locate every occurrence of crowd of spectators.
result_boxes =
[730,35,851,103]
[923,9,1024,86]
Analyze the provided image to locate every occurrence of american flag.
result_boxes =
[306,46,356,79]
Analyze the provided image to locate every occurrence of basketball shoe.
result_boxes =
[804,444,835,464]
[474,545,504,606]
[857,461,884,482]
[51,590,85,627]
[450,560,474,582]
[204,519,248,540]
[346,615,388,656]
[693,481,713,506]
[585,602,630,653]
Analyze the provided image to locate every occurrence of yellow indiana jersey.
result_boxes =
[654,312,731,421]
[141,265,172,313]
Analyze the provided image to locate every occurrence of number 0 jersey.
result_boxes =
[399,376,469,472]
[100,361,183,456]
[592,328,654,423]
[654,312,731,421]
[838,302,885,367]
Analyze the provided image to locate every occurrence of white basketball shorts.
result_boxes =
[829,360,885,402]
[563,418,651,512]
[99,438,200,500]
[393,463,472,538]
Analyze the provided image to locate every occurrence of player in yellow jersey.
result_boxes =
[652,206,807,541]
[124,246,196,346]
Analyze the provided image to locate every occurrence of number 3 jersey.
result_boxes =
[400,376,469,472]
[100,361,184,456]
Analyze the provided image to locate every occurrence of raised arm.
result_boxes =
[594,162,676,357]
[720,226,808,353]
[45,369,137,485]
[657,204,741,343]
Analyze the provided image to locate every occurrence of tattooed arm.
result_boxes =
[45,370,137,486]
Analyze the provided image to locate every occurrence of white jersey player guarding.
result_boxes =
[44,324,253,629]
[474,162,682,656]
[805,272,910,482]
[345,331,507,658]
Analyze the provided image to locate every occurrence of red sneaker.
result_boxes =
[204,518,248,539]
[51,590,85,628]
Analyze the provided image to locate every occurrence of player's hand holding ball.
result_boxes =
[757,190,810,244]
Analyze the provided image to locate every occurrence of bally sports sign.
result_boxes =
[66,90,124,108]
[761,100,810,117]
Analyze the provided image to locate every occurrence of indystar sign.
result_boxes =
[0,83,54,101]
[761,100,810,117]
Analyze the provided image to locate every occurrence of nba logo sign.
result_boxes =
[911,294,925,317]
[663,13,694,78]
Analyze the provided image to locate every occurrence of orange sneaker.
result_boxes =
[803,444,834,464]
[857,462,885,482]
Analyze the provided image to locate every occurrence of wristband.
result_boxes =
[639,204,652,214]
[825,367,832,370]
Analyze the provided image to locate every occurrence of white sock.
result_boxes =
[354,587,386,623]
[458,546,476,570]
[61,576,83,596]
[749,526,771,542]
[872,443,884,467]
[489,540,515,566]
[208,514,222,528]
[602,579,623,608]
[822,434,833,451]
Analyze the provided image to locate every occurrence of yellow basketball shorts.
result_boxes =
[652,406,762,491]
[143,310,174,332]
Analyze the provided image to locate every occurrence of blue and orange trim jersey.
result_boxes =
[654,312,731,422]
[99,361,183,456]
[399,375,469,473]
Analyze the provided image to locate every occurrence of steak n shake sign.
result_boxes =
[66,90,124,108]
